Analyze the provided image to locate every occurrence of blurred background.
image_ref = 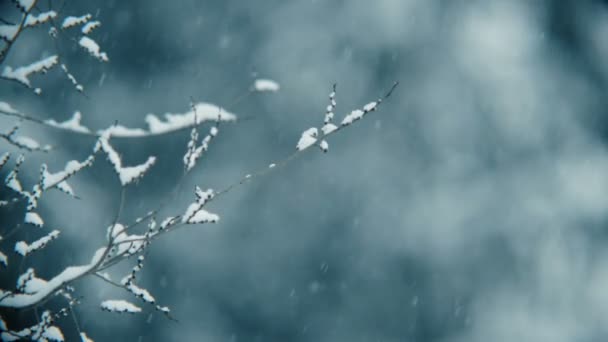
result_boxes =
[2,0,608,340]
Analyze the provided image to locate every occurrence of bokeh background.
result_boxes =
[3,0,608,341]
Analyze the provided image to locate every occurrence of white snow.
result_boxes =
[0,152,8,170]
[321,123,338,135]
[42,157,94,191]
[0,251,7,267]
[341,109,365,126]
[186,208,219,224]
[125,283,155,303]
[98,124,147,137]
[98,133,156,186]
[17,269,48,294]
[60,64,84,92]
[296,127,318,151]
[183,187,219,224]
[81,21,100,34]
[6,174,22,193]
[24,11,57,27]
[0,101,19,114]
[80,332,94,342]
[0,247,106,308]
[12,135,51,151]
[319,140,329,152]
[145,102,236,134]
[42,326,64,341]
[24,212,43,227]
[61,14,91,29]
[78,36,108,62]
[45,111,91,133]
[106,223,146,256]
[183,125,218,171]
[0,25,18,41]
[16,0,35,11]
[253,79,280,92]
[363,101,378,112]
[2,55,59,87]
[100,300,141,313]
[14,230,60,256]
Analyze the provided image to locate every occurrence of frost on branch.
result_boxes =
[45,111,91,134]
[15,230,60,256]
[1,55,59,90]
[79,36,109,62]
[100,300,141,314]
[253,79,280,92]
[183,187,219,224]
[96,132,156,186]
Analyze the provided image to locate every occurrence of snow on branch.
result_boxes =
[24,11,57,28]
[183,103,220,171]
[40,155,95,196]
[24,211,43,227]
[96,132,156,186]
[100,300,141,314]
[14,230,60,256]
[14,0,36,12]
[295,82,399,153]
[182,187,219,224]
[1,310,64,341]
[0,101,19,115]
[0,247,106,308]
[1,55,59,90]
[45,111,91,134]
[0,152,10,171]
[1,124,51,152]
[78,36,108,62]
[0,24,19,41]
[61,14,92,29]
[60,64,84,93]
[5,153,25,194]
[80,332,94,342]
[145,102,236,135]
[81,21,100,35]
[0,251,7,268]
[296,127,318,151]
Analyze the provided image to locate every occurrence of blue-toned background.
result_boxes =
[3,0,608,341]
